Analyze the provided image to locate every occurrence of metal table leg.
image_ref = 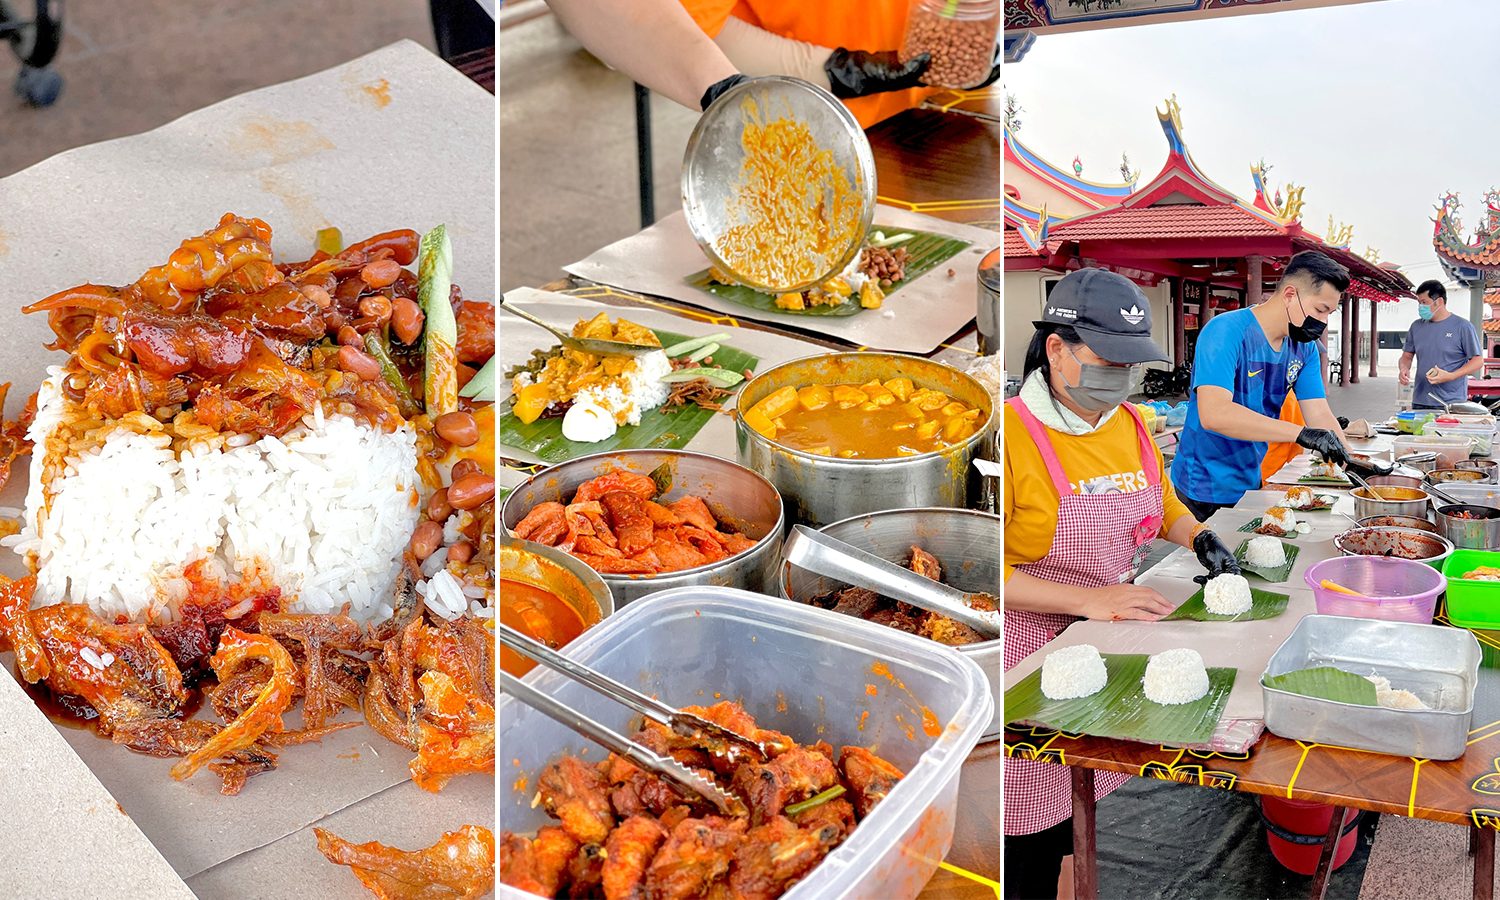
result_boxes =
[633,83,654,228]
[1308,807,1346,900]
[1476,826,1495,900]
[1071,767,1097,900]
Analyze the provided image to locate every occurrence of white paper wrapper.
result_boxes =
[0,40,495,897]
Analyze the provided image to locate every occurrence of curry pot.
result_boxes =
[1435,504,1500,551]
[1334,526,1455,570]
[1357,515,1439,535]
[734,352,995,527]
[500,537,615,676]
[778,507,1002,740]
[1352,485,1430,522]
[499,449,785,607]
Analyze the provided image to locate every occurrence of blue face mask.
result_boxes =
[1418,304,1434,321]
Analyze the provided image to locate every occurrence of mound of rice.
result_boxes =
[1,371,421,623]
[1203,573,1252,615]
[1262,506,1297,533]
[1041,644,1108,700]
[1142,648,1210,705]
[556,349,672,443]
[1283,486,1315,509]
[1245,536,1287,568]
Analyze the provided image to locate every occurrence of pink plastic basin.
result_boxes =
[1304,556,1445,623]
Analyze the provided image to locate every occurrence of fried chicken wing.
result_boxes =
[171,626,296,781]
[521,826,580,898]
[645,816,746,900]
[785,797,856,839]
[728,815,841,900]
[838,746,906,818]
[731,747,839,826]
[316,824,495,899]
[566,842,606,899]
[602,815,667,900]
[540,755,616,845]
[501,833,546,896]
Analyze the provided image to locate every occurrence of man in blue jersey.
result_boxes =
[1172,251,1355,522]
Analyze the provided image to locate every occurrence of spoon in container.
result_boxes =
[782,525,1001,639]
[504,303,661,357]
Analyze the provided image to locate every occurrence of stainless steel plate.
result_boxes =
[682,76,876,295]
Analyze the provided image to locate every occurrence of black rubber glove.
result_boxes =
[1337,416,1351,430]
[1295,427,1350,467]
[824,49,930,99]
[1191,530,1241,585]
[700,73,750,112]
[973,47,1000,89]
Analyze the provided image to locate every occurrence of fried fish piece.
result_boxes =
[317,825,495,899]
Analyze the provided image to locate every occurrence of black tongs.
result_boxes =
[499,623,774,816]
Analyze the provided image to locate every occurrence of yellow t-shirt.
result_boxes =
[1004,403,1192,581]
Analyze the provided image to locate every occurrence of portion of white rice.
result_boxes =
[1142,648,1210,705]
[2,371,421,622]
[1041,644,1108,700]
[1204,573,1253,615]
[559,349,672,443]
[1245,536,1287,568]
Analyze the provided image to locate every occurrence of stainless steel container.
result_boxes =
[735,353,995,527]
[1356,515,1438,535]
[1427,468,1488,486]
[1434,504,1500,550]
[500,537,616,622]
[1351,485,1430,521]
[778,507,1002,740]
[1334,526,1454,570]
[1368,473,1427,492]
[1397,452,1439,473]
[1262,614,1479,759]
[1425,483,1500,511]
[976,247,1000,356]
[1456,459,1500,484]
[499,449,785,607]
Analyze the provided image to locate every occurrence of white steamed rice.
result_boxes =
[1142,648,1210,705]
[1,370,421,623]
[1203,573,1253,615]
[1245,536,1287,568]
[1041,644,1108,700]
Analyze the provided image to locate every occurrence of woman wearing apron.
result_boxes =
[1003,269,1241,899]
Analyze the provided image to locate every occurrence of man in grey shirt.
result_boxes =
[1400,280,1484,409]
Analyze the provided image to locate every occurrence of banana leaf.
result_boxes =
[498,329,758,463]
[1234,539,1300,583]
[1262,666,1378,706]
[683,229,971,317]
[1297,473,1352,485]
[1004,653,1236,746]
[1237,518,1306,540]
[1165,585,1290,622]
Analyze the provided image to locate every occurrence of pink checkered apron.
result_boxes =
[1004,397,1164,836]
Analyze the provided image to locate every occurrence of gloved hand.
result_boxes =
[824,49,930,99]
[1337,416,1351,430]
[1295,427,1350,467]
[700,73,750,112]
[1191,530,1241,585]
[1345,456,1391,481]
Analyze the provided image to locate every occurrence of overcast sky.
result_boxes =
[1003,0,1500,290]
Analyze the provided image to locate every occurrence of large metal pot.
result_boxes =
[1352,485,1430,521]
[778,507,1002,740]
[1455,459,1499,484]
[500,537,615,676]
[1435,504,1500,551]
[499,450,785,607]
[1357,515,1438,535]
[1334,526,1454,570]
[1427,468,1488,486]
[735,352,995,527]
[1368,473,1427,492]
[976,247,1000,356]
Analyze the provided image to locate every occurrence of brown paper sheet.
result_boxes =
[0,40,495,897]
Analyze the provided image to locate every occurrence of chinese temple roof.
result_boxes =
[1433,190,1500,278]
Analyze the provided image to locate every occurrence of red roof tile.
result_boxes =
[1484,319,1500,333]
[1050,204,1283,240]
[1004,229,1041,257]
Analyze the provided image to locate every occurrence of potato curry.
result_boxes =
[742,378,982,459]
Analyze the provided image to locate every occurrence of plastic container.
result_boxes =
[1260,797,1359,876]
[1393,433,1474,468]
[498,588,993,900]
[1395,410,1435,434]
[1442,549,1500,629]
[1423,419,1494,456]
[900,0,1000,90]
[1304,556,1445,623]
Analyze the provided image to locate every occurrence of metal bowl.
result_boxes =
[1357,515,1439,535]
[1428,468,1488,485]
[1456,459,1500,484]
[1368,473,1427,492]
[735,352,995,526]
[1435,504,1500,550]
[1352,485,1430,521]
[1334,526,1455,570]
[681,75,876,295]
[777,507,1001,739]
[499,450,785,607]
[1397,452,1439,473]
[500,537,615,676]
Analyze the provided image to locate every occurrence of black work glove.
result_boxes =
[1295,427,1350,467]
[824,49,930,99]
[1191,530,1241,585]
[700,73,750,112]
[973,46,1000,89]
[1337,416,1351,430]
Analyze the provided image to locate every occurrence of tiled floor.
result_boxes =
[0,0,437,179]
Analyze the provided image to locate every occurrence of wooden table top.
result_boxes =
[866,106,1001,229]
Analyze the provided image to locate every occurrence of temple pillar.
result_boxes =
[1473,282,1487,333]
[1340,294,1353,387]
[1246,255,1264,307]
[1369,299,1379,377]
[1172,277,1185,367]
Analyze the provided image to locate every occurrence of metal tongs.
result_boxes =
[498,623,770,816]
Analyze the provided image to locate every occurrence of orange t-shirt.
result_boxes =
[681,0,938,127]
[1261,393,1306,484]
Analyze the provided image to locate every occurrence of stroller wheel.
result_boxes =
[15,64,62,107]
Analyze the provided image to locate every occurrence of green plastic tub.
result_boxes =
[1442,549,1500,629]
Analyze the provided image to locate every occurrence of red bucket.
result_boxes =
[1260,796,1360,876]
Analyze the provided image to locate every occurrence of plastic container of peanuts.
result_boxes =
[498,588,993,900]
[900,0,1000,90]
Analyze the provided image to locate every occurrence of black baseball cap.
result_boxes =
[1034,268,1170,364]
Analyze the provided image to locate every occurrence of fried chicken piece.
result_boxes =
[27,604,188,731]
[645,816,746,900]
[519,826,579,898]
[172,627,296,781]
[730,747,838,826]
[907,546,943,582]
[786,797,856,839]
[602,815,667,900]
[315,824,495,899]
[821,587,882,621]
[667,496,718,532]
[600,490,654,556]
[920,615,987,647]
[728,815,841,900]
[259,612,363,729]
[573,471,658,504]
[410,670,495,792]
[605,754,685,820]
[501,832,546,896]
[566,842,606,899]
[540,755,616,845]
[838,746,906,818]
